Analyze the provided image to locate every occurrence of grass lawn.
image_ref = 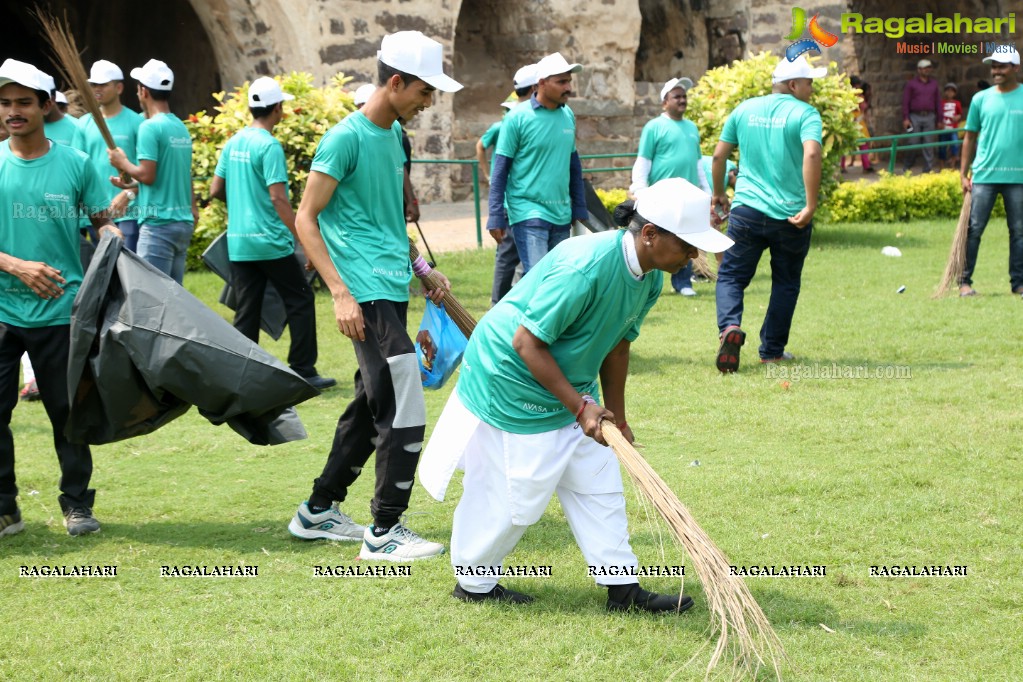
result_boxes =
[2,219,1021,681]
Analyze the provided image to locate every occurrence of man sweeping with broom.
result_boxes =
[420,177,733,607]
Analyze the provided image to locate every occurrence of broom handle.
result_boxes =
[408,240,476,338]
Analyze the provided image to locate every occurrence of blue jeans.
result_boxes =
[490,229,521,306]
[670,261,694,291]
[138,221,194,285]
[118,219,140,253]
[512,221,570,274]
[962,183,1023,291]
[716,205,813,360]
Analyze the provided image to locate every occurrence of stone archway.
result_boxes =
[6,0,221,117]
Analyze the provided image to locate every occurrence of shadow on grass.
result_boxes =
[813,226,925,250]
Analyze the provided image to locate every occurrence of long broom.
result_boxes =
[411,239,785,678]
[33,7,131,185]
[933,190,971,298]
[692,251,718,282]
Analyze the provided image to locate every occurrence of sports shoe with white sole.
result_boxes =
[359,521,445,561]
[288,502,365,541]
[63,507,100,536]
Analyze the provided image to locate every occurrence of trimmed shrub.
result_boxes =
[185,72,356,270]
[826,170,1003,223]
[595,188,629,218]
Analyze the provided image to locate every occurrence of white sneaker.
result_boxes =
[680,287,697,297]
[288,502,365,541]
[359,521,445,561]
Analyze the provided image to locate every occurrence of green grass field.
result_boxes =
[2,219,1021,681]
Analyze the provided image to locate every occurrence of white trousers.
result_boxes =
[439,394,641,593]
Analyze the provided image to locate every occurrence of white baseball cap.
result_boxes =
[0,59,53,94]
[659,77,694,101]
[248,77,294,107]
[39,71,57,96]
[634,178,734,253]
[88,59,124,84]
[513,63,539,89]
[983,48,1020,66]
[772,55,828,84]
[130,59,174,91]
[917,59,933,68]
[353,83,376,106]
[500,100,516,110]
[378,31,462,93]
[535,52,583,80]
[55,91,68,104]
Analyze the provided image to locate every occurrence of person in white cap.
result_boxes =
[75,59,145,252]
[288,30,461,561]
[631,76,701,296]
[902,58,943,173]
[476,62,538,306]
[487,52,588,274]
[710,54,824,373]
[54,91,71,115]
[958,47,1023,298]
[420,177,731,607]
[108,59,195,284]
[207,77,336,391]
[0,58,122,539]
[39,72,79,147]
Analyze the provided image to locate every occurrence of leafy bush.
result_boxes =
[826,169,1003,223]
[595,187,629,218]
[185,72,356,270]
[686,52,861,203]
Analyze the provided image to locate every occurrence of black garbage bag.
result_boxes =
[66,234,320,446]
[580,179,615,233]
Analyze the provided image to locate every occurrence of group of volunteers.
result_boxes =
[2,26,1021,613]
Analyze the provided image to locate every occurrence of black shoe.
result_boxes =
[716,325,745,374]
[607,583,694,614]
[63,507,101,536]
[1,509,24,538]
[304,375,337,391]
[452,583,534,604]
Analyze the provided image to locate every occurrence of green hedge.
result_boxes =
[597,170,1001,225]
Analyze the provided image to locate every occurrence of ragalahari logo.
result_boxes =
[785,7,839,61]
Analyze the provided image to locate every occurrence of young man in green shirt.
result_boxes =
[0,59,122,538]
[711,55,823,372]
[77,59,145,251]
[631,76,701,296]
[287,31,460,561]
[209,76,335,391]
[476,63,537,305]
[40,72,79,147]
[487,52,588,274]
[421,177,732,606]
[958,48,1023,298]
[108,59,195,284]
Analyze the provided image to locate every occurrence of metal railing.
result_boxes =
[847,128,962,173]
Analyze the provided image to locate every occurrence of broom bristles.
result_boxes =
[601,422,786,679]
[409,241,476,339]
[692,251,717,282]
[933,190,971,298]
[33,7,119,155]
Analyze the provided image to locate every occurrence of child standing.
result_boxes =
[940,82,962,169]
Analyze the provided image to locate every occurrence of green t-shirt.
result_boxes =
[43,116,80,147]
[965,85,1023,184]
[136,113,194,226]
[720,94,822,220]
[309,112,410,303]
[495,101,577,225]
[637,114,701,186]
[697,155,737,194]
[214,127,293,261]
[0,141,107,327]
[74,107,144,224]
[457,230,662,434]
[480,120,502,178]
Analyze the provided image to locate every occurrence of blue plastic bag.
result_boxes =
[415,300,468,389]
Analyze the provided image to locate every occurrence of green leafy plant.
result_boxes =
[826,169,1003,223]
[595,187,629,218]
[185,72,357,269]
[686,52,861,204]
